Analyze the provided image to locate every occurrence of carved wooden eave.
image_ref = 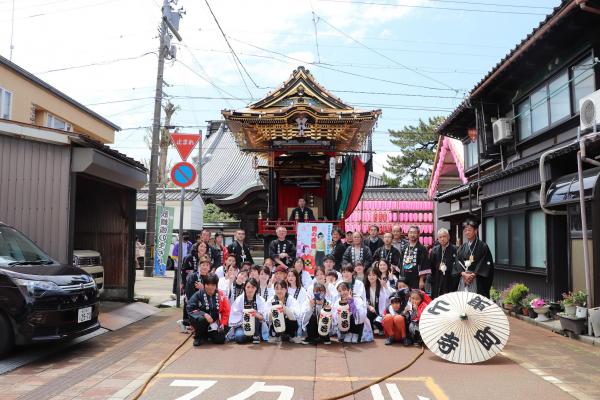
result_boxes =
[222,66,381,153]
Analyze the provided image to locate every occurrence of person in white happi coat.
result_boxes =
[266,280,302,343]
[228,278,269,343]
[332,281,373,343]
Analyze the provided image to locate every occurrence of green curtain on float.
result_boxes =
[335,156,354,219]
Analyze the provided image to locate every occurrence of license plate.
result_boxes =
[78,307,92,323]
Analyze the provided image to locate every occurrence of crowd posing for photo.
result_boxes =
[173,219,494,347]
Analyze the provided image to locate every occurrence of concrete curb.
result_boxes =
[504,310,600,346]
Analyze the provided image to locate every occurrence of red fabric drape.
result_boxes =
[343,157,370,218]
[277,180,326,220]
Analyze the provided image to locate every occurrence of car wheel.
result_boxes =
[0,313,14,358]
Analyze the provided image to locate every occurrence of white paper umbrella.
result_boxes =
[419,291,510,364]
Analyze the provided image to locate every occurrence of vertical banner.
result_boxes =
[154,205,174,276]
[296,222,333,276]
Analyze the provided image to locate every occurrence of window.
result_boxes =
[0,87,12,119]
[528,211,546,269]
[136,209,148,222]
[573,56,595,108]
[549,72,570,124]
[47,113,72,131]
[484,217,495,261]
[517,100,531,140]
[511,214,526,266]
[516,53,596,141]
[531,86,549,133]
[464,140,478,168]
[496,215,509,265]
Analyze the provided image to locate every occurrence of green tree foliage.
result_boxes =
[383,116,445,188]
[203,203,238,222]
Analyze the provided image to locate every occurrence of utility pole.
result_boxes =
[144,0,184,277]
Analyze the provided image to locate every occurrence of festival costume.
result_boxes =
[289,206,315,222]
[332,295,373,343]
[329,239,347,271]
[227,240,254,267]
[399,241,429,289]
[363,236,384,256]
[430,243,458,298]
[228,293,269,343]
[186,289,230,344]
[373,245,401,271]
[269,239,296,268]
[364,281,390,331]
[342,245,373,267]
[266,293,301,340]
[452,238,494,297]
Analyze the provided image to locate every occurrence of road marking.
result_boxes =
[227,382,294,400]
[153,374,449,400]
[169,380,217,400]
[370,384,406,400]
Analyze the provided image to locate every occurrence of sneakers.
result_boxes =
[402,338,413,347]
[301,338,315,345]
[350,333,359,343]
[290,336,303,344]
[193,337,203,347]
[176,319,187,333]
[281,333,290,342]
[252,335,261,344]
[321,337,332,345]
[385,337,394,346]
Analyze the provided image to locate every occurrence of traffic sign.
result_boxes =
[171,133,201,161]
[170,161,197,188]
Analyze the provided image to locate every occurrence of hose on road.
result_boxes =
[321,345,425,400]
[131,330,193,400]
[131,330,425,400]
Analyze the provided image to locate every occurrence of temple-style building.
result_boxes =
[222,66,381,239]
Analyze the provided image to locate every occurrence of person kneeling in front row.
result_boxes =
[229,278,269,344]
[186,273,230,347]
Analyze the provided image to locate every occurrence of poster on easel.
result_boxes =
[296,222,333,276]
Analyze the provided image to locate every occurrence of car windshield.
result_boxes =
[0,225,55,267]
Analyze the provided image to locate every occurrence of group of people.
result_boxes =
[174,218,494,348]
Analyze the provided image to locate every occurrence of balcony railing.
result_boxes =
[257,218,346,235]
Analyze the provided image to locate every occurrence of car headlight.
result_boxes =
[12,278,61,297]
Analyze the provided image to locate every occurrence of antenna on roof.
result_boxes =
[9,0,15,61]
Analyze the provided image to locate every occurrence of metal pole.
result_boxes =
[576,149,593,309]
[143,0,168,277]
[176,186,185,308]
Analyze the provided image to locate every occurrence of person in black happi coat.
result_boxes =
[329,227,347,270]
[373,232,401,272]
[289,197,316,222]
[452,220,494,297]
[187,273,230,346]
[399,226,429,290]
[269,226,296,269]
[429,228,458,298]
[363,225,385,255]
[227,229,254,267]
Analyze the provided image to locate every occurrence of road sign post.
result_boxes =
[171,134,201,308]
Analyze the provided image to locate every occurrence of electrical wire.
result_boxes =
[203,0,260,97]
[316,0,550,15]
[174,59,248,103]
[34,52,156,74]
[229,36,461,92]
[308,0,322,64]
[315,13,458,92]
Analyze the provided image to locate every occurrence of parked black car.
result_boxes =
[0,223,100,357]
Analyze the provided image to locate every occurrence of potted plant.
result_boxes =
[561,292,577,316]
[505,283,528,314]
[490,287,501,305]
[558,312,587,335]
[523,294,539,318]
[572,290,588,318]
[530,298,550,322]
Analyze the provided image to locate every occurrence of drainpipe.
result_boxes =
[577,130,600,307]
[576,0,600,15]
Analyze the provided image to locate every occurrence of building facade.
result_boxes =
[0,55,146,300]
[433,1,600,306]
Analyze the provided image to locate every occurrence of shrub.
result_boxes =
[505,283,529,306]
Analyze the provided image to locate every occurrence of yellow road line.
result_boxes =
[153,373,450,400]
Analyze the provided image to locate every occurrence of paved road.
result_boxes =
[140,333,571,400]
[0,308,597,400]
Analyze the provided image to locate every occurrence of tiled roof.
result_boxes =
[201,122,264,198]
[362,187,429,201]
[137,188,199,201]
[436,0,574,136]
[366,173,388,188]
[76,135,146,171]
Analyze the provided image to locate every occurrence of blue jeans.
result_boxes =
[234,321,263,344]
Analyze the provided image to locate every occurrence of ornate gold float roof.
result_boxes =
[222,66,381,153]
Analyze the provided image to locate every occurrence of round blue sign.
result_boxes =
[170,161,197,188]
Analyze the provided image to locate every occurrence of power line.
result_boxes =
[203,0,259,98]
[316,0,550,15]
[174,59,248,102]
[315,13,458,92]
[34,52,155,74]
[308,0,322,64]
[229,36,461,92]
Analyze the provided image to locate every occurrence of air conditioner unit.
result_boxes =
[580,89,600,132]
[492,118,513,144]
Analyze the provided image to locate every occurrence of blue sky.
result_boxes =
[0,0,561,174]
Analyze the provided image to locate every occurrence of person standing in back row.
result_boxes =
[399,226,429,290]
[452,220,494,297]
[227,229,254,267]
[289,197,315,222]
[363,225,384,255]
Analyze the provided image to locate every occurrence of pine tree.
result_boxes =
[383,116,445,188]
